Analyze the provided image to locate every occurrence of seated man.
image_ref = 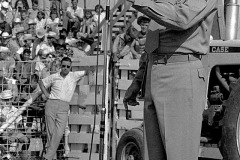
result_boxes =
[62,0,83,33]
[15,49,35,85]
[0,90,29,156]
[0,77,18,102]
[0,47,15,79]
[112,26,138,61]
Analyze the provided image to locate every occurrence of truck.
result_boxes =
[114,0,240,160]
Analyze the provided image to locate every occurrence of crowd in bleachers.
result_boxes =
[0,0,108,159]
[0,0,149,158]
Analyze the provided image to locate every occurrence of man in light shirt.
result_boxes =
[63,0,84,33]
[39,57,86,160]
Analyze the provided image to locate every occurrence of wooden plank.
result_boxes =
[69,114,101,125]
[88,67,104,85]
[70,93,102,106]
[116,119,142,130]
[67,152,99,160]
[83,93,102,105]
[131,111,143,120]
[118,59,139,70]
[118,79,132,90]
[71,55,104,66]
[68,133,100,144]
[120,70,128,80]
[199,144,223,159]
[76,76,89,85]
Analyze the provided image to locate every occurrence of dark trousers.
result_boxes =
[124,53,148,101]
[144,54,206,160]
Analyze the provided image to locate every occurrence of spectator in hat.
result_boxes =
[112,26,139,61]
[0,47,15,79]
[17,33,35,59]
[7,26,25,61]
[12,18,23,36]
[63,0,83,33]
[0,77,18,101]
[130,15,150,59]
[33,28,47,58]
[36,31,56,58]
[27,18,37,36]
[28,0,39,20]
[0,32,12,47]
[46,9,59,33]
[0,89,29,154]
[34,49,51,78]
[46,31,57,53]
[34,10,46,30]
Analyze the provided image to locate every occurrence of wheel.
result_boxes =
[116,127,143,160]
[221,81,240,160]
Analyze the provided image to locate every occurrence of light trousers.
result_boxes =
[144,55,206,160]
[44,99,69,160]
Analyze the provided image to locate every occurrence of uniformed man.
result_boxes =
[126,0,218,160]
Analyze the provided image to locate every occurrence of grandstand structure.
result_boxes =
[0,0,141,159]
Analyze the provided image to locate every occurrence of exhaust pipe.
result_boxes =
[225,0,240,40]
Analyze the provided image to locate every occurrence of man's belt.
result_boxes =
[152,54,202,64]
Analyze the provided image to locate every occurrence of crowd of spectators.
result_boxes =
[0,0,149,158]
[0,0,108,158]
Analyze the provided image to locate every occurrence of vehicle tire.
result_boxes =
[221,81,240,160]
[116,127,143,160]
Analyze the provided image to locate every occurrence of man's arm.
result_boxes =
[38,75,53,99]
[130,40,141,59]
[112,35,121,61]
[128,0,217,30]
[74,71,86,80]
[66,8,75,20]
[38,80,50,99]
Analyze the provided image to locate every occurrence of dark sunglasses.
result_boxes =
[1,98,13,102]
[61,65,71,68]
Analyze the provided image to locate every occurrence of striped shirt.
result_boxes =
[42,71,85,102]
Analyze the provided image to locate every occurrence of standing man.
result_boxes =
[39,57,86,160]
[126,0,218,160]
